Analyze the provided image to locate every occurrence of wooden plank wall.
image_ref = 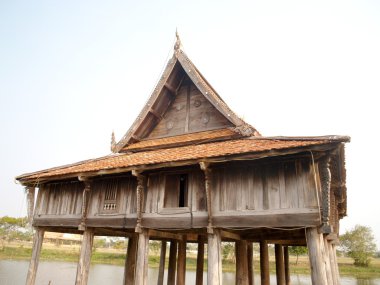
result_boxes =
[212,159,319,213]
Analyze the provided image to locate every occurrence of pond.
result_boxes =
[0,260,379,285]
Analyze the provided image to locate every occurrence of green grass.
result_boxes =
[1,245,380,278]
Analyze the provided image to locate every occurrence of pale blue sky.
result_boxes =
[1,0,379,247]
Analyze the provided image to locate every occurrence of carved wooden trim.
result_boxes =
[199,162,213,233]
[319,156,332,233]
[132,170,145,233]
[79,181,91,231]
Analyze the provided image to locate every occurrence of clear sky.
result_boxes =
[1,1,379,248]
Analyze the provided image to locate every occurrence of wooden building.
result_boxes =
[17,34,349,285]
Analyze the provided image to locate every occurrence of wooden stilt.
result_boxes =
[124,234,138,285]
[176,236,187,285]
[236,240,249,285]
[247,242,254,285]
[306,228,328,285]
[323,236,333,285]
[135,229,149,285]
[207,229,222,285]
[157,241,167,285]
[331,244,341,285]
[196,236,205,285]
[284,246,291,285]
[167,241,178,285]
[75,229,94,285]
[26,228,44,285]
[260,240,270,285]
[275,244,285,285]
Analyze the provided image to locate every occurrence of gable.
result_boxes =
[148,76,234,139]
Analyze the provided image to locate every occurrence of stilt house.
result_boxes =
[17,34,349,285]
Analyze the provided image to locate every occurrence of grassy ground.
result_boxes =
[1,241,380,278]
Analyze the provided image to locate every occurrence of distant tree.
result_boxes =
[0,216,30,242]
[222,242,235,263]
[149,241,161,255]
[288,246,308,265]
[340,225,377,267]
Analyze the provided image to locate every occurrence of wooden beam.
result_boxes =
[260,240,270,285]
[236,240,249,285]
[157,241,167,285]
[26,228,44,285]
[247,242,254,285]
[284,246,290,285]
[149,108,163,120]
[167,241,177,285]
[207,229,222,285]
[135,229,149,285]
[148,229,183,241]
[275,244,285,285]
[176,236,187,285]
[124,234,138,285]
[26,186,35,229]
[220,229,241,241]
[306,227,328,285]
[164,82,177,95]
[196,236,205,285]
[75,229,94,285]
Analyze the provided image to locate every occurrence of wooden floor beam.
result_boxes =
[26,228,45,285]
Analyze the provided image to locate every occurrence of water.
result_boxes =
[0,260,379,285]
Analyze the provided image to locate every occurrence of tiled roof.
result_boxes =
[122,128,240,151]
[16,138,341,182]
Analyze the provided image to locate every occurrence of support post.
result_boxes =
[330,243,341,285]
[306,227,328,285]
[260,240,270,285]
[320,156,332,234]
[26,228,44,285]
[247,242,254,285]
[275,244,285,285]
[132,170,145,233]
[75,229,94,285]
[167,241,177,285]
[207,229,222,285]
[78,180,91,231]
[25,186,35,229]
[196,236,205,285]
[135,229,149,285]
[284,246,291,285]
[176,236,187,285]
[236,240,249,285]
[124,234,138,285]
[200,162,213,234]
[157,241,167,285]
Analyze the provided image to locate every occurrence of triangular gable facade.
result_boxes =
[113,35,260,153]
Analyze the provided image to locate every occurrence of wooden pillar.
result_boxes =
[284,246,291,285]
[236,240,249,285]
[157,241,167,285]
[124,234,138,285]
[200,162,213,234]
[25,186,35,228]
[176,236,187,285]
[247,242,254,285]
[196,236,205,285]
[26,228,44,285]
[207,229,222,285]
[167,241,177,285]
[135,229,149,285]
[78,180,91,231]
[323,237,333,285]
[306,228,328,285]
[75,229,94,285]
[275,244,285,285]
[260,240,270,285]
[330,243,341,285]
[132,170,145,233]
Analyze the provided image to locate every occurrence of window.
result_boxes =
[103,185,117,211]
[164,173,188,208]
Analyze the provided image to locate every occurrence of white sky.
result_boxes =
[1,1,379,248]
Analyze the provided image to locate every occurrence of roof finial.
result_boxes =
[111,130,116,152]
[174,29,181,51]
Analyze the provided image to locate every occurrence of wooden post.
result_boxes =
[176,236,187,285]
[25,186,35,229]
[26,228,44,285]
[200,162,213,234]
[132,170,145,233]
[157,241,167,285]
[275,244,285,285]
[323,237,333,285]
[320,156,332,234]
[330,243,341,285]
[167,241,177,285]
[135,229,149,285]
[196,236,205,285]
[207,229,222,285]
[236,240,249,285]
[247,242,254,285]
[306,227,328,285]
[284,246,290,285]
[260,240,270,285]
[75,229,94,285]
[124,234,138,285]
[78,180,91,231]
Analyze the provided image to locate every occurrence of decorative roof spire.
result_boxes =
[111,131,116,152]
[174,29,181,52]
